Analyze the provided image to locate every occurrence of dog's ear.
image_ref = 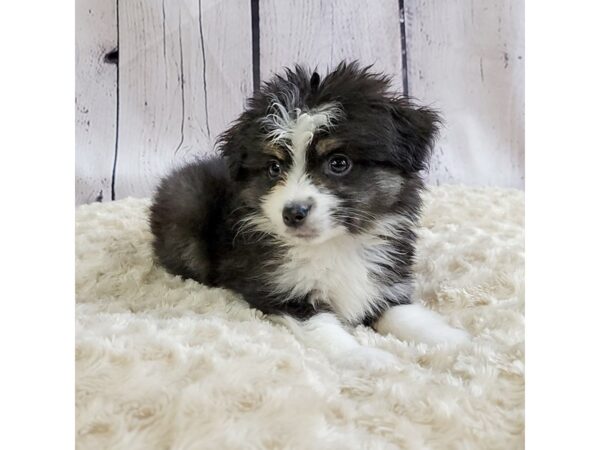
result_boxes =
[216,121,249,181]
[389,99,441,173]
[310,71,321,92]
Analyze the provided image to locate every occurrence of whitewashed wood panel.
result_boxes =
[406,0,524,188]
[75,0,525,204]
[260,0,404,93]
[114,0,252,199]
[75,0,118,204]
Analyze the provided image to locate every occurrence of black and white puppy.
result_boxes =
[150,62,468,356]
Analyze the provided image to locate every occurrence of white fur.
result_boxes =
[260,102,344,242]
[261,98,343,148]
[274,312,359,353]
[261,212,418,324]
[375,303,470,345]
[268,220,413,324]
[273,234,384,322]
[76,185,525,449]
[275,313,396,369]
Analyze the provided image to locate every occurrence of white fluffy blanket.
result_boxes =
[76,185,524,450]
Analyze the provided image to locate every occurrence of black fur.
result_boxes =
[150,61,440,325]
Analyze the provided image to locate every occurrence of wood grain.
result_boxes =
[75,0,118,204]
[260,0,405,92]
[75,0,525,204]
[114,0,252,199]
[406,0,524,188]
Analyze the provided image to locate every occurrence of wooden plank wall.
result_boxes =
[406,0,524,187]
[75,0,524,205]
[260,0,404,93]
[115,0,253,199]
[75,0,118,203]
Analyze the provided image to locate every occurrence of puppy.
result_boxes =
[150,62,468,357]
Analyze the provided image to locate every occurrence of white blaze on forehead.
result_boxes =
[290,113,317,168]
[286,112,322,191]
[259,102,345,241]
[263,101,343,157]
[270,102,343,190]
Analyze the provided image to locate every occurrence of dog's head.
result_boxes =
[219,61,440,245]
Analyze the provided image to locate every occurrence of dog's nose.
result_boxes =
[282,202,312,227]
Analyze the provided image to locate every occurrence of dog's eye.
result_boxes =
[327,154,352,175]
[267,160,282,179]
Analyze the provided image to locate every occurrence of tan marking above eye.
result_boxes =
[262,143,287,160]
[315,138,342,156]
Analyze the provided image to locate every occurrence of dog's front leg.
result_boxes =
[374,303,469,345]
[272,312,396,369]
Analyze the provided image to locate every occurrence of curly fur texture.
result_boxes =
[76,185,524,449]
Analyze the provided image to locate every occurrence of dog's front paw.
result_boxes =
[336,346,396,370]
[375,304,471,346]
[430,324,470,346]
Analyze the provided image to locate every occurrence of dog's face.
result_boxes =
[219,62,440,245]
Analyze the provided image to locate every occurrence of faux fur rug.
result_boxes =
[76,185,524,450]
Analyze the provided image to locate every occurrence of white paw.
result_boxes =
[430,325,470,346]
[336,346,397,370]
[375,304,471,346]
[446,328,471,345]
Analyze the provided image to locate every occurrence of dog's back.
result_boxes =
[149,158,231,285]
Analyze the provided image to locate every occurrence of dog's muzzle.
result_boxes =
[282,201,313,228]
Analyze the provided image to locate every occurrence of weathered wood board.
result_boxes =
[260,0,405,93]
[406,0,524,187]
[114,0,253,199]
[75,0,118,204]
[75,0,525,205]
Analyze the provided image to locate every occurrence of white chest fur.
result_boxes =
[269,232,398,323]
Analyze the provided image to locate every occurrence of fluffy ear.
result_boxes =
[310,71,321,92]
[216,121,249,181]
[390,99,441,173]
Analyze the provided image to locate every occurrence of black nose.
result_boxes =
[282,202,312,227]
